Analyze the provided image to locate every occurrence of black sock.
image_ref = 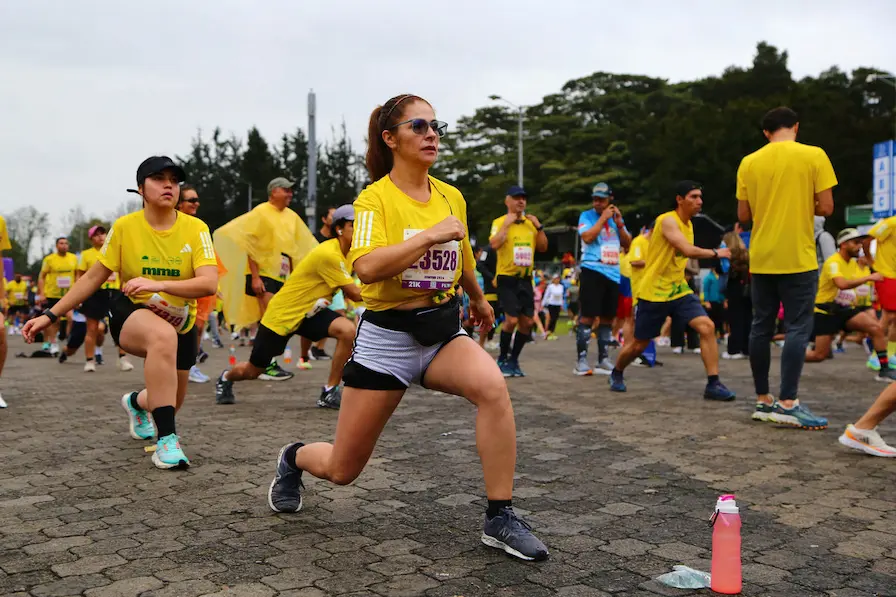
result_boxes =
[284,442,303,471]
[86,357,94,362]
[877,350,889,371]
[510,332,530,361]
[708,374,720,384]
[499,331,513,360]
[128,392,142,412]
[487,499,512,519]
[152,406,176,438]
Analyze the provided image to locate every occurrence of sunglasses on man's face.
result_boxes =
[390,118,448,137]
[181,198,200,204]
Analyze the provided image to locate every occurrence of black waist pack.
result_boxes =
[365,296,461,346]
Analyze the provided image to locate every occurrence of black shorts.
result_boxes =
[249,310,342,369]
[245,275,284,297]
[634,294,706,341]
[108,291,198,371]
[579,268,619,320]
[813,304,866,337]
[45,297,62,311]
[66,321,87,351]
[80,289,110,320]
[496,276,534,318]
[6,305,28,317]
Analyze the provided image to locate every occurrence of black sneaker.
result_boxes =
[58,352,67,364]
[310,347,331,361]
[95,353,104,366]
[317,385,342,409]
[482,507,549,561]
[258,361,294,381]
[268,442,305,513]
[197,349,209,364]
[215,371,235,405]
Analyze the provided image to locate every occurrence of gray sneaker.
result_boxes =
[594,357,614,375]
[268,443,305,513]
[481,507,549,561]
[875,368,896,383]
[573,356,593,376]
[317,385,342,409]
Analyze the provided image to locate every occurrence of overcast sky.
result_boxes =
[1,0,894,240]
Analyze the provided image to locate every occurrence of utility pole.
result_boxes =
[307,89,318,233]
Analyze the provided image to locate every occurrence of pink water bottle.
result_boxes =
[711,494,742,594]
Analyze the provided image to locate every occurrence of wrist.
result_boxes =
[45,310,58,323]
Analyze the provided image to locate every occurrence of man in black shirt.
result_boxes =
[314,207,336,243]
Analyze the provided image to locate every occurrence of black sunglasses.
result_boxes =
[389,118,448,137]
[180,198,200,204]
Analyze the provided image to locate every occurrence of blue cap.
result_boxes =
[506,185,527,197]
[592,182,612,198]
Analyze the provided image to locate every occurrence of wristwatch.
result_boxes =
[712,248,719,258]
[44,310,58,323]
[535,224,544,231]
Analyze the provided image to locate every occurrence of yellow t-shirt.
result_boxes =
[489,215,538,278]
[868,215,896,278]
[6,280,28,306]
[242,202,309,282]
[619,250,632,279]
[99,210,217,334]
[41,253,79,299]
[349,175,475,312]
[815,253,857,309]
[736,140,837,275]
[262,239,355,336]
[853,262,873,307]
[0,215,11,252]
[637,211,693,303]
[628,234,650,306]
[78,247,120,290]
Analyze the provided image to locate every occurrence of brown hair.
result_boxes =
[365,94,430,181]
[179,183,197,198]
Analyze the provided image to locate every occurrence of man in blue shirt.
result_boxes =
[575,182,632,375]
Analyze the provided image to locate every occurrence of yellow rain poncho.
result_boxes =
[214,202,318,328]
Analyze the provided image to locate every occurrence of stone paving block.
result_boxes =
[369,572,441,596]
[152,579,220,597]
[199,583,277,597]
[598,502,644,516]
[366,553,432,576]
[554,584,612,597]
[599,538,654,557]
[259,563,329,590]
[23,535,93,555]
[84,576,163,597]
[51,553,127,577]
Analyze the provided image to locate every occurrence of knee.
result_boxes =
[472,373,511,411]
[504,316,518,328]
[694,319,715,336]
[334,320,355,341]
[328,469,360,486]
[147,325,177,354]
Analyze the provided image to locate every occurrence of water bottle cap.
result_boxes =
[715,495,739,514]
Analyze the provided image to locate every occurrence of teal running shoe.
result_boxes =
[769,400,828,430]
[498,358,514,378]
[608,369,626,392]
[509,359,525,377]
[867,354,881,372]
[152,434,190,469]
[120,392,155,440]
[751,400,776,422]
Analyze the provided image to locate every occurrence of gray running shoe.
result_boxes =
[573,356,593,376]
[481,507,549,561]
[268,442,305,513]
[594,357,614,375]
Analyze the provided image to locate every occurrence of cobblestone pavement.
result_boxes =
[1,331,895,597]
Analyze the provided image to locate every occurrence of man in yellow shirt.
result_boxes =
[804,229,892,383]
[609,181,735,401]
[5,273,29,331]
[0,214,10,408]
[489,186,547,377]
[38,237,79,354]
[866,214,896,360]
[217,205,360,408]
[737,106,836,430]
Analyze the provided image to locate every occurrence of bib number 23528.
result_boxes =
[402,229,458,290]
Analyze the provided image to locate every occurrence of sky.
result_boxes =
[1,0,894,244]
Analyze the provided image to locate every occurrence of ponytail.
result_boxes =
[365,94,431,182]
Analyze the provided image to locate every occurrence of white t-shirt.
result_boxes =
[543,283,565,307]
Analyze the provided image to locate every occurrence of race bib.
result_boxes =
[835,289,857,307]
[56,276,71,289]
[856,284,871,298]
[513,245,533,267]
[279,254,291,279]
[401,229,458,290]
[307,298,331,318]
[600,242,620,266]
[146,293,190,332]
[13,292,24,300]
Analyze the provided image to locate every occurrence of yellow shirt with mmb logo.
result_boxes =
[99,210,217,334]
[637,211,693,303]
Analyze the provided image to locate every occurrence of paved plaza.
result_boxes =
[1,332,895,597]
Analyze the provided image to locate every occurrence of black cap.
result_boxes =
[506,185,527,197]
[674,180,702,198]
[128,156,186,193]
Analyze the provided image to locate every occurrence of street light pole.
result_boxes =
[868,73,896,144]
[489,95,524,187]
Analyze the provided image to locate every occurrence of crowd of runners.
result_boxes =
[0,100,894,563]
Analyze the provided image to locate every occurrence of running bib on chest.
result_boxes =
[600,241,620,265]
[835,289,857,307]
[56,276,71,289]
[13,292,24,300]
[279,254,291,279]
[146,293,190,332]
[401,229,458,290]
[856,284,871,298]
[513,244,533,268]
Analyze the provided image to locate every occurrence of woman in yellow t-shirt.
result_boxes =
[23,156,218,470]
[265,94,548,562]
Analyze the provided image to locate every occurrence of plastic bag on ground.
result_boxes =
[655,565,711,589]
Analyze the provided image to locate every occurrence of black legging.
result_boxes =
[726,284,752,355]
[547,305,561,333]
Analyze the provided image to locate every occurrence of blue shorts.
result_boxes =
[619,276,632,298]
[634,294,706,341]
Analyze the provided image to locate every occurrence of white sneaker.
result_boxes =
[117,356,135,372]
[838,425,896,457]
[189,366,210,383]
[692,348,702,354]
[672,347,683,354]
[0,392,6,408]
[593,357,614,375]
[7,327,14,336]
[84,361,97,372]
[49,343,60,355]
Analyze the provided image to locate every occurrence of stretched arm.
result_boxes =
[815,188,834,217]
[833,273,881,290]
[662,216,726,260]
[47,262,110,316]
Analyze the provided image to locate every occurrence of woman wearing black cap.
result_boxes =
[23,156,219,469]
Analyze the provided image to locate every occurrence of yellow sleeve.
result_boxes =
[459,200,475,271]
[735,158,749,202]
[192,222,218,270]
[348,190,387,266]
[489,217,501,240]
[632,239,643,260]
[814,148,838,193]
[98,222,122,273]
[40,256,51,274]
[827,259,844,279]
[869,218,893,242]
[77,251,88,272]
[0,217,11,251]
[319,250,354,289]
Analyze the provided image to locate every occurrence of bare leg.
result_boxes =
[85,318,99,361]
[0,313,6,378]
[326,318,355,389]
[119,310,178,411]
[805,336,832,362]
[690,316,720,376]
[855,383,896,429]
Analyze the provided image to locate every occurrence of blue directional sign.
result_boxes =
[873,140,895,219]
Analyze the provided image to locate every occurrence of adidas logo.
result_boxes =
[180,244,192,253]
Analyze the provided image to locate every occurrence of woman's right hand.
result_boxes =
[22,315,51,344]
[427,216,466,245]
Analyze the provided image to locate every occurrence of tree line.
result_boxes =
[4,42,892,274]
